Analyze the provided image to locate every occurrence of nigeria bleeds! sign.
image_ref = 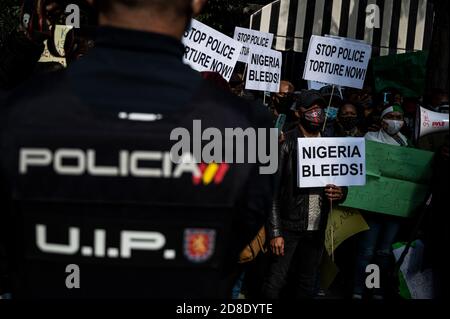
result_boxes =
[245,46,282,93]
[297,137,366,188]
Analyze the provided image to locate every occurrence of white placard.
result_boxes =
[297,137,366,188]
[303,35,372,89]
[245,46,282,93]
[182,19,243,82]
[233,27,274,63]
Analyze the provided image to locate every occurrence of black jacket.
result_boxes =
[0,27,274,298]
[267,127,348,239]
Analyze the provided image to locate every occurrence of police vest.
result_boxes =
[0,72,271,298]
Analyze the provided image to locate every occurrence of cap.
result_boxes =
[291,90,326,111]
[320,85,343,102]
[381,104,404,118]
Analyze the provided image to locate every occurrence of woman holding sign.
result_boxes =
[352,104,410,300]
[262,90,347,299]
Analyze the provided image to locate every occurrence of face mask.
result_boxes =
[300,108,325,132]
[325,107,339,121]
[383,119,404,135]
[274,96,294,113]
[339,116,358,131]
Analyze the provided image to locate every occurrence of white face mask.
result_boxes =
[383,119,404,135]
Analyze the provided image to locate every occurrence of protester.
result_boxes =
[229,72,245,97]
[365,104,410,146]
[0,1,95,90]
[334,101,365,137]
[352,104,410,299]
[262,90,347,299]
[269,80,295,117]
[320,85,343,136]
[268,80,297,139]
[0,0,274,299]
[425,88,449,113]
[402,97,420,140]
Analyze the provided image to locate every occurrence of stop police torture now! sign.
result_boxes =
[303,35,372,89]
[182,19,242,82]
[297,137,366,188]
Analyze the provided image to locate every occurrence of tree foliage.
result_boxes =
[0,0,20,46]
[197,0,271,37]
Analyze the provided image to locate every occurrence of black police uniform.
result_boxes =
[0,27,273,298]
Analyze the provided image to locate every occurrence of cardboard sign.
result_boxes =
[324,207,369,255]
[342,140,434,218]
[297,137,366,188]
[245,46,282,93]
[303,35,372,89]
[233,27,274,63]
[182,19,242,82]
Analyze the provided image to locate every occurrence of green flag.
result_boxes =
[372,51,429,98]
[342,140,434,217]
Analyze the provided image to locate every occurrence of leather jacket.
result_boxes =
[267,127,348,239]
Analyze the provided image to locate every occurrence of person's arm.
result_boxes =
[267,137,289,256]
[325,185,347,203]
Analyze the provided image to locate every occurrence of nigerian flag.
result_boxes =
[372,51,429,98]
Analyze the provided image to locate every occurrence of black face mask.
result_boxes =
[300,108,325,133]
[274,96,294,114]
[339,116,359,131]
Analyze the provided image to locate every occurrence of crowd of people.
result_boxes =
[0,0,448,300]
[223,74,449,300]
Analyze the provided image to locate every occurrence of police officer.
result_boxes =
[0,0,273,298]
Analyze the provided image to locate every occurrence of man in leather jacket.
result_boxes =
[262,90,348,299]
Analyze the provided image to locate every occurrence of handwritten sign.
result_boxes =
[324,207,369,255]
[343,140,434,217]
[38,24,73,67]
[182,19,242,82]
[233,27,274,63]
[303,35,372,89]
[297,137,366,188]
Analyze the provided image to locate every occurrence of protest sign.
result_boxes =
[321,207,369,290]
[245,46,282,93]
[39,24,73,67]
[342,140,434,217]
[393,241,434,299]
[303,35,372,89]
[297,137,366,188]
[319,252,339,290]
[324,207,369,256]
[182,19,242,82]
[233,27,274,63]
